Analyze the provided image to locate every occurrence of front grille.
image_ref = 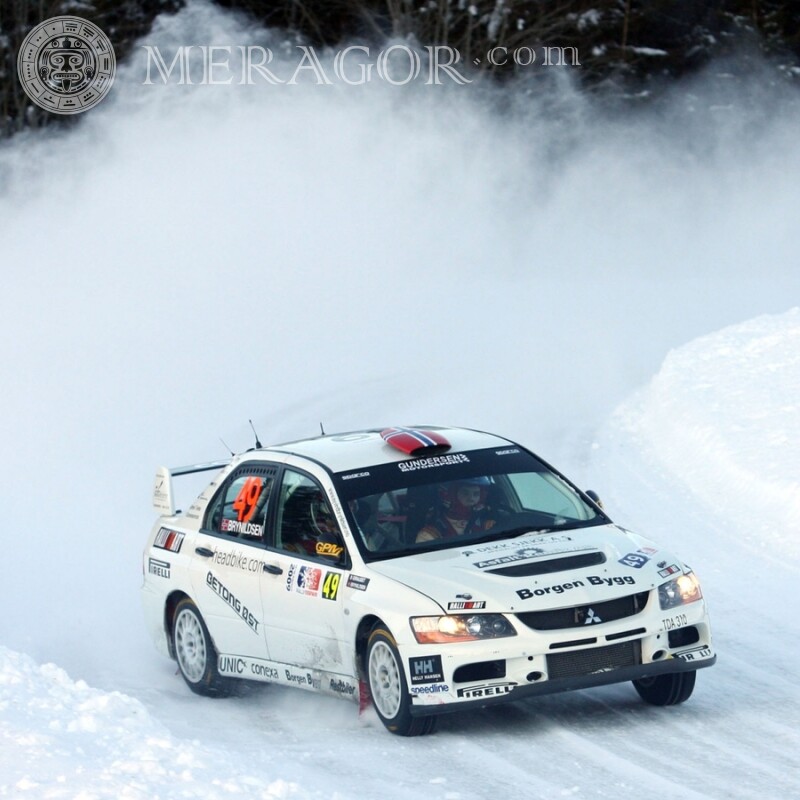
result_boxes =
[488,552,605,577]
[547,640,641,680]
[515,590,650,631]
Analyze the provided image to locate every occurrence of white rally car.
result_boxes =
[141,425,715,736]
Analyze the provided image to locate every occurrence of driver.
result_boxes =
[416,477,496,542]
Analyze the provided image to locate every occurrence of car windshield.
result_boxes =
[333,446,608,561]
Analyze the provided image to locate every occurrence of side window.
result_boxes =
[204,465,276,542]
[275,469,346,563]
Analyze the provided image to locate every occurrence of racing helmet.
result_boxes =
[440,476,491,520]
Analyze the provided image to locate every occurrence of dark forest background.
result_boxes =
[2,0,799,137]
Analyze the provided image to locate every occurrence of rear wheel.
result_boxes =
[633,670,696,705]
[366,626,437,736]
[172,598,233,697]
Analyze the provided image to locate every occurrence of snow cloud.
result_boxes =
[0,0,798,681]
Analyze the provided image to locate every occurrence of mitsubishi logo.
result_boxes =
[584,608,602,625]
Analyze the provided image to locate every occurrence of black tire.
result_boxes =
[366,626,437,736]
[633,670,696,705]
[172,598,234,697]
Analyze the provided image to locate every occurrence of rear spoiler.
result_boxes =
[152,459,231,516]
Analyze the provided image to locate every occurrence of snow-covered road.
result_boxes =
[2,3,800,795]
[3,311,799,799]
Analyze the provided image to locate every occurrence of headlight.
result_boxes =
[410,614,517,644]
[659,571,703,610]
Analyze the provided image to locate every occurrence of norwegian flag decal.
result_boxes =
[380,427,451,455]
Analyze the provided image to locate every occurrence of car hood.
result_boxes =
[367,525,681,613]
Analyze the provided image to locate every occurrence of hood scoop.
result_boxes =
[487,551,606,577]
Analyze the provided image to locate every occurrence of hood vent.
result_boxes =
[380,427,451,456]
[487,551,606,577]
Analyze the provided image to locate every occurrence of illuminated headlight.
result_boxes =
[659,571,703,610]
[410,614,517,644]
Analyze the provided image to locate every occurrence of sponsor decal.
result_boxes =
[462,534,574,557]
[321,571,341,601]
[516,574,635,600]
[217,655,355,696]
[411,683,450,695]
[619,552,650,569]
[675,645,712,662]
[324,489,349,534]
[148,557,170,578]
[473,547,546,569]
[154,527,184,553]
[284,668,321,690]
[218,655,247,675]
[340,471,370,480]
[456,682,515,699]
[316,541,344,558]
[474,544,597,569]
[397,453,470,472]
[249,662,280,680]
[210,547,265,574]
[329,678,357,696]
[639,546,658,555]
[220,518,264,537]
[447,601,486,610]
[659,563,680,578]
[205,571,260,633]
[295,566,322,597]
[664,613,688,631]
[409,655,445,685]
[346,574,370,591]
[286,565,341,600]
[495,448,520,455]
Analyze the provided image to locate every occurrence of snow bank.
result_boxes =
[0,647,301,799]
[607,308,800,555]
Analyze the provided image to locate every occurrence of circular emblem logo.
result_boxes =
[17,16,116,115]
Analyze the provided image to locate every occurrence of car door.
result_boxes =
[189,462,278,660]
[259,466,350,673]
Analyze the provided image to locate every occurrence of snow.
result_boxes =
[605,309,800,561]
[3,317,800,798]
[0,648,300,799]
[2,0,800,796]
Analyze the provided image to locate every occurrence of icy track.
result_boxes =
[2,310,799,799]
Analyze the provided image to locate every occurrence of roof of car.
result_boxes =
[260,425,515,474]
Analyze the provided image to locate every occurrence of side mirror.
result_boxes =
[585,490,604,509]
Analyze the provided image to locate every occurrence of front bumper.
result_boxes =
[410,651,716,717]
[404,596,715,716]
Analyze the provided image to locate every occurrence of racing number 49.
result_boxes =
[322,572,340,601]
[232,477,263,522]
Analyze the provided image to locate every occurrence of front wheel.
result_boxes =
[172,598,234,697]
[366,627,437,736]
[633,670,696,705]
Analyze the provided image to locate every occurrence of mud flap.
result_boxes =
[358,677,372,715]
